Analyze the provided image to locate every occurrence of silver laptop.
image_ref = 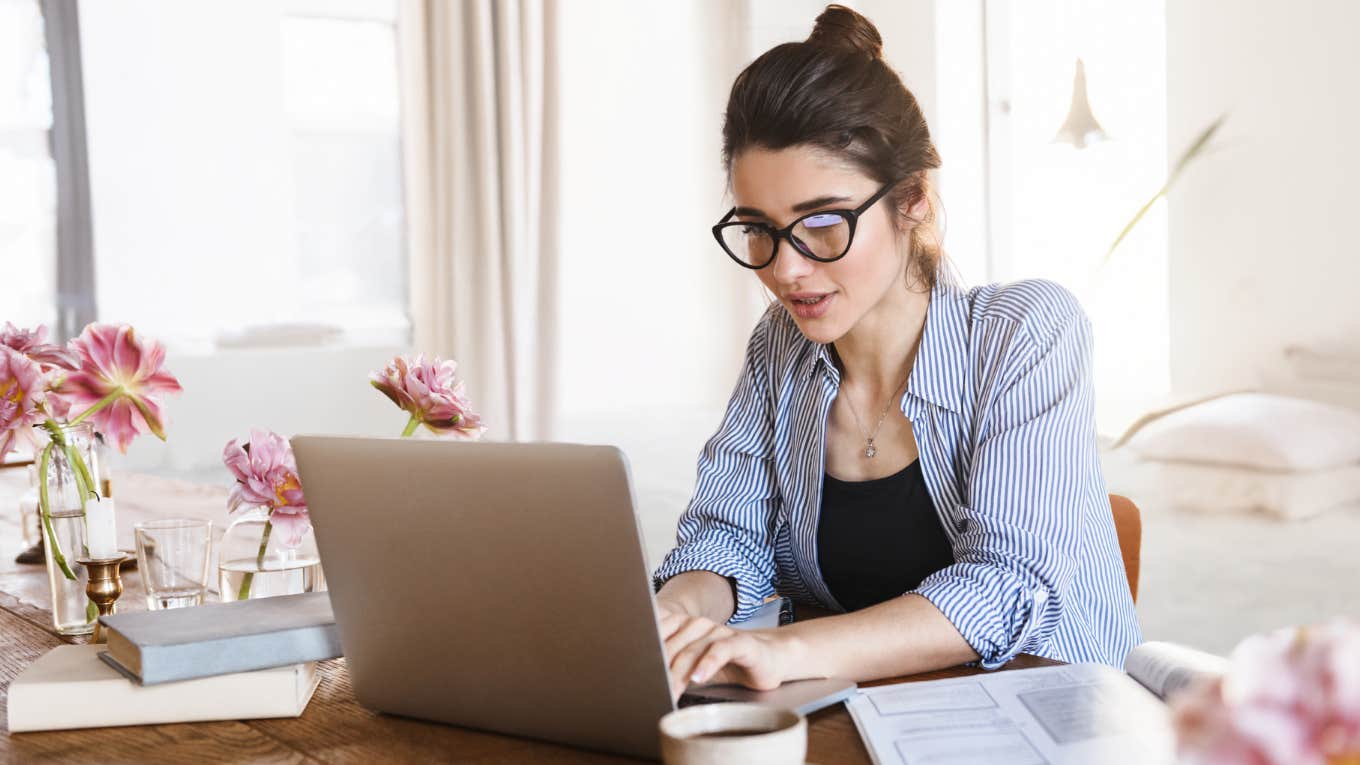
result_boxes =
[291,436,855,760]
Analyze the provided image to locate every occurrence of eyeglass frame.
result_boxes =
[711,180,898,270]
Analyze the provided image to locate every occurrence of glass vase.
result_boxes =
[217,506,324,602]
[35,423,102,635]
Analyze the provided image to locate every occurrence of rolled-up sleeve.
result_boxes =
[652,312,780,624]
[912,309,1096,669]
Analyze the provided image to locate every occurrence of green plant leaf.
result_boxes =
[1105,115,1227,263]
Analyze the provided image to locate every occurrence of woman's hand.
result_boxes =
[656,610,802,702]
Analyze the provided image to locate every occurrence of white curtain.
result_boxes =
[399,0,559,442]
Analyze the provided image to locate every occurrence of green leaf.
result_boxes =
[1105,115,1227,263]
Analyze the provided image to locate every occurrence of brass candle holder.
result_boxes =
[77,553,128,644]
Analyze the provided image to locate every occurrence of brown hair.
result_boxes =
[722,4,944,289]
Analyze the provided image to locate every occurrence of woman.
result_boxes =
[651,5,1141,701]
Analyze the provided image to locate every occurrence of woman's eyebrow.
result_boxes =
[733,194,853,219]
[791,194,851,213]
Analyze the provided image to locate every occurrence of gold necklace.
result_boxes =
[842,368,913,459]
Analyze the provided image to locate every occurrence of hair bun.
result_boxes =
[806,4,884,59]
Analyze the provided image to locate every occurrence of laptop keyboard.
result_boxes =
[677,692,731,708]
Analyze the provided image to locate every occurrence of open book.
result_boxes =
[846,642,1227,765]
[1123,640,1230,700]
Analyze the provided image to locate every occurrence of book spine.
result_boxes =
[140,622,341,685]
[8,666,315,732]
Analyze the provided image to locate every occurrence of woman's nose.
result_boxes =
[770,237,813,284]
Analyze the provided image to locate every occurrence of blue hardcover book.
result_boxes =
[99,592,342,685]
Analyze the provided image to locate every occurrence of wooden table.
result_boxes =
[0,468,1058,763]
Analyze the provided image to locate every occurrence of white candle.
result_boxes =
[85,499,119,558]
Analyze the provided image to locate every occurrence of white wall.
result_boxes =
[1167,1,1360,401]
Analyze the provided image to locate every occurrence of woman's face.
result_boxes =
[729,145,909,346]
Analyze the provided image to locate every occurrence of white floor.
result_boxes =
[1103,449,1360,656]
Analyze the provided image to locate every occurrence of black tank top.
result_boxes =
[816,459,955,612]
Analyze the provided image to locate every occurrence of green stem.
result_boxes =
[237,519,274,600]
[37,445,77,581]
[42,422,90,512]
[66,390,121,427]
[65,442,94,512]
[400,415,421,438]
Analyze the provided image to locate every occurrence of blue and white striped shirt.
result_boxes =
[653,276,1142,670]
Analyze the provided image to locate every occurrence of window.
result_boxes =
[280,6,407,347]
[0,0,56,330]
[76,0,407,350]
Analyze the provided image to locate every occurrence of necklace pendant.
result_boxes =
[864,441,878,459]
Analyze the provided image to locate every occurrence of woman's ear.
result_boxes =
[897,176,930,224]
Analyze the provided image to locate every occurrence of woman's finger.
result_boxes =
[669,627,733,695]
[663,617,720,662]
[691,635,765,686]
[656,610,689,640]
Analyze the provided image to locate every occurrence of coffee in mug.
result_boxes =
[658,702,806,765]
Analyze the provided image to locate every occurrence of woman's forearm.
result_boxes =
[780,593,979,682]
[656,570,737,624]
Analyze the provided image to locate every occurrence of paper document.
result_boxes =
[846,663,1175,765]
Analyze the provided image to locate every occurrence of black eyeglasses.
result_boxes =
[712,181,897,270]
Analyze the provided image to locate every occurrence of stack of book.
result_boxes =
[8,592,342,732]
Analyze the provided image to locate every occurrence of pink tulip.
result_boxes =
[52,324,182,453]
[0,322,79,371]
[369,354,486,440]
[0,347,49,460]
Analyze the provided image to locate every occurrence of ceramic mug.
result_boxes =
[658,702,807,765]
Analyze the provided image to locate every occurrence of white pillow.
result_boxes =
[1145,460,1360,520]
[1123,392,1360,471]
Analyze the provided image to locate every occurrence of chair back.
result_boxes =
[1109,494,1141,603]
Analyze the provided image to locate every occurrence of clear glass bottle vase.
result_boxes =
[217,506,325,602]
[35,422,103,635]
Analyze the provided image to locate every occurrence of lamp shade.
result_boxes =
[1053,58,1108,149]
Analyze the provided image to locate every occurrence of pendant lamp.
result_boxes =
[1053,58,1108,149]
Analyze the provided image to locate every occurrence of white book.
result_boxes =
[7,644,320,733]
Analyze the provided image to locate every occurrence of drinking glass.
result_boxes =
[133,519,213,610]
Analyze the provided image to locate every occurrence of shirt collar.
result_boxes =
[906,277,969,415]
[806,276,969,415]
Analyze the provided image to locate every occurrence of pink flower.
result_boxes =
[369,354,486,440]
[223,429,308,514]
[223,429,310,551]
[1173,622,1360,765]
[51,323,182,453]
[0,322,79,371]
[0,347,49,460]
[266,506,311,549]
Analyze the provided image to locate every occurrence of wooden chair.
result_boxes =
[1109,494,1141,603]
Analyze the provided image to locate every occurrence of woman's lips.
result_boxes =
[788,292,835,319]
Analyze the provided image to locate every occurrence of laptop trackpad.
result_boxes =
[680,677,857,716]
